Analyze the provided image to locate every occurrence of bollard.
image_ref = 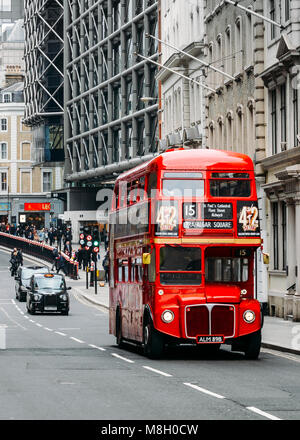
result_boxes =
[0,325,7,350]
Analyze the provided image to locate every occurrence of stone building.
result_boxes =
[158,0,205,149]
[259,0,300,320]
[0,83,63,228]
[204,0,268,307]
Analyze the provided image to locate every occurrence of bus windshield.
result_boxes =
[163,180,204,197]
[205,257,249,283]
[160,247,202,285]
[210,179,251,197]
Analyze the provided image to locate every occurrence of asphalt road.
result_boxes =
[0,249,300,421]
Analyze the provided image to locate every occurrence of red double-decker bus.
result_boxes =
[109,148,263,359]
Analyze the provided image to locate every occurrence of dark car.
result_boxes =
[26,273,71,315]
[15,266,49,302]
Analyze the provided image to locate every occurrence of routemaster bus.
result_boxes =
[109,148,263,359]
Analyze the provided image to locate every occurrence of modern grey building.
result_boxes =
[22,0,65,226]
[63,0,159,237]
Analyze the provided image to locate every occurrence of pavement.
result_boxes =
[2,244,300,356]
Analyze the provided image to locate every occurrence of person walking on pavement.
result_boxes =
[56,252,67,276]
[63,240,72,256]
[16,249,23,267]
[51,247,59,271]
[102,248,109,283]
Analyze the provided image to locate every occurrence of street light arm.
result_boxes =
[145,33,235,81]
[224,0,284,29]
[134,52,216,94]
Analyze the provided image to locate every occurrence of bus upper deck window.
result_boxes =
[147,173,157,198]
[210,179,251,198]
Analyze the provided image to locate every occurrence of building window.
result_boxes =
[272,202,279,270]
[225,26,232,77]
[42,171,52,192]
[21,142,31,161]
[3,93,11,103]
[0,118,7,131]
[270,0,276,40]
[235,17,243,73]
[0,171,7,191]
[0,0,11,12]
[293,89,299,147]
[280,84,287,146]
[285,0,290,22]
[271,89,277,155]
[282,202,287,271]
[0,142,7,160]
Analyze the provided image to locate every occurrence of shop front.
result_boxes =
[19,202,51,229]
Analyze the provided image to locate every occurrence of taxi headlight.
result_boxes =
[33,294,41,301]
[161,310,174,324]
[243,310,256,324]
[60,294,68,302]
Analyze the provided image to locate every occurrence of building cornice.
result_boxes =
[261,147,300,171]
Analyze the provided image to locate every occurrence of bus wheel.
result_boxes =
[143,321,164,359]
[244,330,261,360]
[116,310,124,348]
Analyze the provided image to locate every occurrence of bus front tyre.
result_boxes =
[143,322,164,359]
[244,330,261,360]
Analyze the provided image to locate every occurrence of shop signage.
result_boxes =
[0,203,10,211]
[24,203,51,212]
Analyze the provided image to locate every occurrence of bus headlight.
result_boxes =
[161,310,174,324]
[158,289,164,296]
[243,310,256,324]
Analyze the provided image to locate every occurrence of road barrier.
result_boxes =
[0,232,79,280]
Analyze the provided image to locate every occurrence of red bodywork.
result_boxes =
[109,149,262,346]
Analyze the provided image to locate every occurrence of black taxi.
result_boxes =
[26,273,71,315]
[15,265,49,302]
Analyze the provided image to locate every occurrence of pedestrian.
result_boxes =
[63,240,72,256]
[77,245,83,269]
[51,247,59,271]
[9,249,19,277]
[16,249,23,267]
[102,248,109,283]
[56,252,67,275]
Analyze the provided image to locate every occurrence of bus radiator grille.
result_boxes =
[186,305,234,339]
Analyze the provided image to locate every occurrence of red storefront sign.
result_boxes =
[24,203,51,212]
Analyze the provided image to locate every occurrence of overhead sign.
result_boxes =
[24,203,51,212]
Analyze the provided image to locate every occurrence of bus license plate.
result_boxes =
[197,335,224,344]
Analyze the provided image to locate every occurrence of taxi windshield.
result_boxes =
[36,276,65,290]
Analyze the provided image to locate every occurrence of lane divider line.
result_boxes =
[88,344,106,351]
[55,331,67,336]
[143,366,173,377]
[112,353,135,364]
[70,337,85,344]
[183,383,225,400]
[44,327,53,332]
[35,323,42,327]
[246,406,281,421]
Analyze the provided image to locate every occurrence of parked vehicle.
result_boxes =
[26,273,71,315]
[15,266,49,302]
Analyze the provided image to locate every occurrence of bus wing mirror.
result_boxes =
[143,253,151,265]
[263,253,270,265]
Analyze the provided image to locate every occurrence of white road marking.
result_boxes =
[44,327,53,332]
[112,353,135,364]
[143,366,173,377]
[35,323,42,327]
[183,383,225,400]
[70,337,85,344]
[11,299,16,305]
[246,406,282,421]
[55,331,67,336]
[29,320,35,323]
[24,316,29,319]
[0,307,27,330]
[88,344,106,351]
